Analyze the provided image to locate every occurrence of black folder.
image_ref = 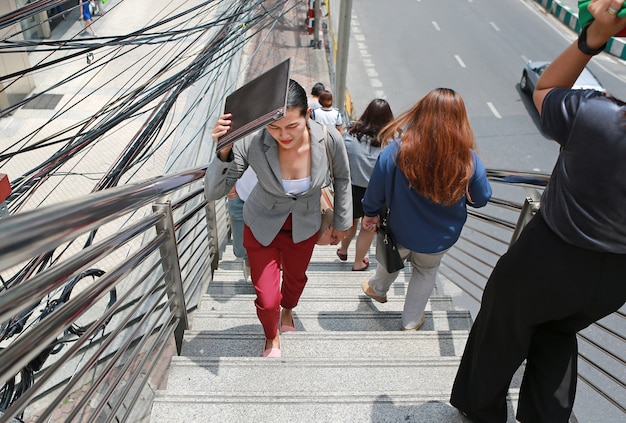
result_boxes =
[216,59,291,151]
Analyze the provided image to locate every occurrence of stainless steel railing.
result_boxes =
[0,167,622,422]
[0,166,230,422]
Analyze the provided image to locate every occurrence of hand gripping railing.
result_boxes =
[0,166,229,422]
[440,169,625,418]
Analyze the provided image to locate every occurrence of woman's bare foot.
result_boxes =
[263,333,281,357]
[265,334,280,350]
[280,308,296,331]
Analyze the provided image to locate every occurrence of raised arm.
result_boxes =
[212,113,234,161]
[533,0,626,114]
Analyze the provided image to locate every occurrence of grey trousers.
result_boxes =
[367,244,446,329]
[93,0,105,15]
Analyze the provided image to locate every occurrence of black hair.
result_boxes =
[347,98,394,147]
[311,82,325,97]
[287,79,308,117]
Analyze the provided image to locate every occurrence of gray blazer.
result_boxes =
[204,119,352,246]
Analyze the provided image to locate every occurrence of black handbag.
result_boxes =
[375,168,405,273]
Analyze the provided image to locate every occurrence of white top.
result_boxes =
[282,176,311,195]
[313,107,343,128]
[235,167,258,201]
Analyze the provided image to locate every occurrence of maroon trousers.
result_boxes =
[243,215,317,339]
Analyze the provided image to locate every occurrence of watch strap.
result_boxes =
[577,24,607,56]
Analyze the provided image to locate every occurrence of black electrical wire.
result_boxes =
[0,0,295,285]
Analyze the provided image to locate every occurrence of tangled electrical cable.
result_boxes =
[0,0,296,288]
[1,0,291,209]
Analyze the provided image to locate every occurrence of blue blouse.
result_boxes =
[362,140,492,253]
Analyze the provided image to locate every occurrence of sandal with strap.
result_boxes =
[352,257,370,271]
[336,249,348,261]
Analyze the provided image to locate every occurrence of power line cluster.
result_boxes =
[0,0,292,213]
[0,0,294,288]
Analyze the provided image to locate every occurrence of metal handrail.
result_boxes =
[0,167,207,270]
[0,167,622,421]
[0,165,228,422]
[485,168,550,187]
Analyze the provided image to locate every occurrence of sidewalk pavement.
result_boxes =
[535,0,626,59]
[240,1,331,105]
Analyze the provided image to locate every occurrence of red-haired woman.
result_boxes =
[360,88,492,331]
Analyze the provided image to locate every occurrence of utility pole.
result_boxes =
[334,0,352,116]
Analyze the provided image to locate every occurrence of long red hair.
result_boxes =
[378,88,476,206]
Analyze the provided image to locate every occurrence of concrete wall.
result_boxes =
[0,0,36,110]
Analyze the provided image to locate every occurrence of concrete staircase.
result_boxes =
[150,242,518,422]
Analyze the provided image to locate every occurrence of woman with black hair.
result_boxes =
[336,98,394,271]
[205,79,352,358]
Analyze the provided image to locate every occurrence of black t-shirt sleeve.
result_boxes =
[540,88,605,147]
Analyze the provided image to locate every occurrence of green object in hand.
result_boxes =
[578,0,626,41]
[579,0,626,29]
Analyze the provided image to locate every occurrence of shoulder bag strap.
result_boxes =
[386,165,396,215]
[323,125,334,185]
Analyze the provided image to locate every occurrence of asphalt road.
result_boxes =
[345,0,626,174]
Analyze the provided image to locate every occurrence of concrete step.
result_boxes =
[207,269,389,283]
[219,244,395,273]
[190,310,472,332]
[165,356,461,393]
[181,330,469,358]
[198,293,458,313]
[210,267,398,281]
[219,244,376,261]
[150,391,520,423]
[218,260,384,273]
[204,279,451,303]
[217,256,380,269]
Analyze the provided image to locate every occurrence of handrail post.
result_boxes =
[204,199,220,273]
[509,190,541,247]
[153,202,189,355]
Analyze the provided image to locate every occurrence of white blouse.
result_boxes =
[282,176,311,195]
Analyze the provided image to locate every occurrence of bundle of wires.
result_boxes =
[0,0,295,287]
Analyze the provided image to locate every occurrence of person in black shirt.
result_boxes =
[450,1,626,422]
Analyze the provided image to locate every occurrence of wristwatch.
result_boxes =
[578,24,607,56]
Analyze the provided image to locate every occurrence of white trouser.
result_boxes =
[367,244,447,329]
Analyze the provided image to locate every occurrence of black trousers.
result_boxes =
[450,213,626,423]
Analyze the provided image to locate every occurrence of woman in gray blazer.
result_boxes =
[205,79,352,358]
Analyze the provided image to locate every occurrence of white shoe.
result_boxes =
[243,259,251,282]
